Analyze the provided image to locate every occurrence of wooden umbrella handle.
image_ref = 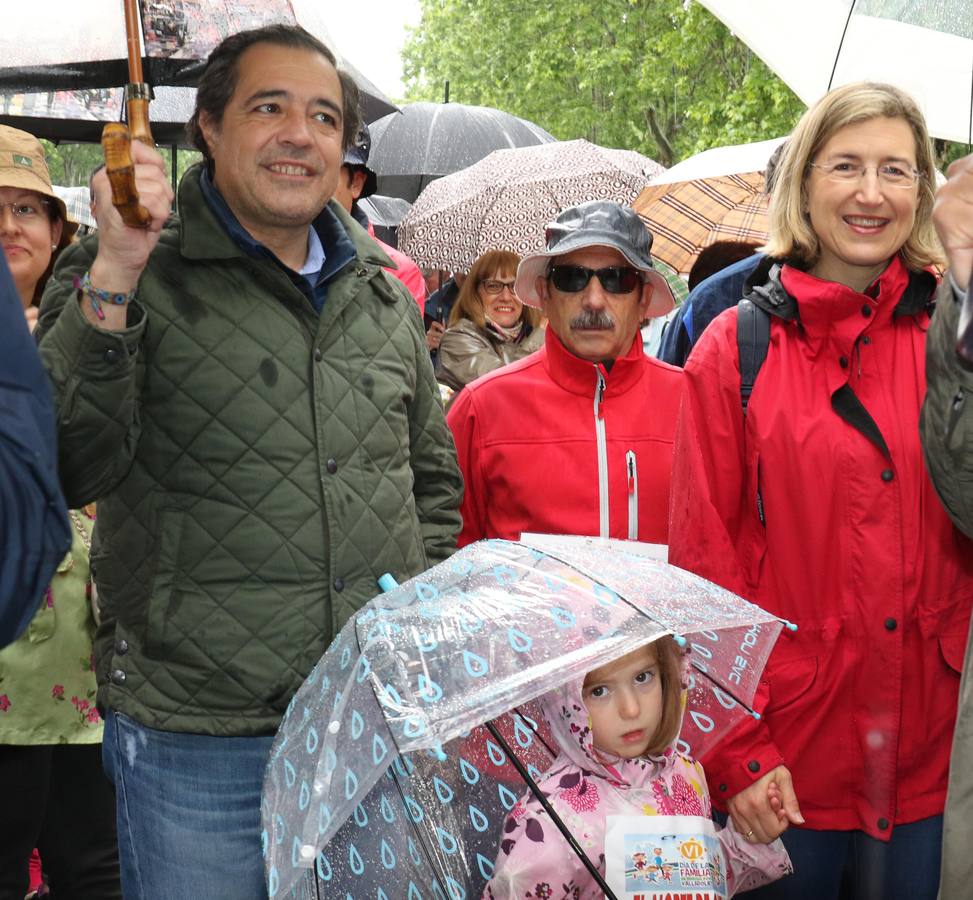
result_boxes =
[101,88,154,230]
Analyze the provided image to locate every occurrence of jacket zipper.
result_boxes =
[626,450,638,540]
[594,370,609,537]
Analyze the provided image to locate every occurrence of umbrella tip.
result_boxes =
[750,710,762,721]
[781,619,799,632]
[672,633,688,648]
[432,743,447,762]
[377,573,399,593]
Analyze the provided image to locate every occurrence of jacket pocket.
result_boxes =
[763,654,819,717]
[144,506,188,659]
[939,632,968,676]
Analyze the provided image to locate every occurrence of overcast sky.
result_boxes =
[318,0,423,99]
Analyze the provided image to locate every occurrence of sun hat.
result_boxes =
[514,200,675,317]
[0,125,79,245]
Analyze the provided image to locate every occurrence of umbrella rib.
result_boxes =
[353,620,453,900]
[828,0,859,91]
[484,720,620,900]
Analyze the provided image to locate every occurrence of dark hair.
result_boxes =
[186,24,362,167]
[687,241,760,291]
[763,141,787,196]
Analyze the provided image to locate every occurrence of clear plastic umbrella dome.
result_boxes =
[261,539,790,899]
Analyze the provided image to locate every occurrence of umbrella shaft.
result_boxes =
[484,720,619,900]
[124,0,144,84]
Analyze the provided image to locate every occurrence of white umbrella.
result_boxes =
[648,136,788,186]
[698,0,973,144]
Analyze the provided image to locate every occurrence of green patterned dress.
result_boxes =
[0,510,103,745]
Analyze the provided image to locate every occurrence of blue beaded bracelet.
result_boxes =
[74,271,135,321]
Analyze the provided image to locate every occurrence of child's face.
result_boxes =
[582,644,664,759]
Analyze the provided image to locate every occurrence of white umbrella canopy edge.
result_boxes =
[649,136,787,186]
[698,0,973,144]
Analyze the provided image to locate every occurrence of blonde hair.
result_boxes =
[448,249,543,330]
[766,81,944,272]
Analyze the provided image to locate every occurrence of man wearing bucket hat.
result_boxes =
[447,199,683,546]
[333,124,427,309]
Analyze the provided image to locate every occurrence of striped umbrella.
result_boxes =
[632,171,769,277]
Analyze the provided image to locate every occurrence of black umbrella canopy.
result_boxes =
[368,101,556,202]
[0,0,397,138]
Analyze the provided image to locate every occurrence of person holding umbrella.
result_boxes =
[670,83,973,899]
[35,24,461,900]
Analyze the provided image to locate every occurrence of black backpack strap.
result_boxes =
[737,298,770,416]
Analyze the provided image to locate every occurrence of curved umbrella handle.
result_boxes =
[101,87,154,230]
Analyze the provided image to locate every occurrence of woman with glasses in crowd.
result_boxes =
[436,250,544,398]
[0,125,121,899]
[669,83,973,899]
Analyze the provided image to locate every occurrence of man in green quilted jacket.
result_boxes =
[36,24,462,899]
[924,153,973,900]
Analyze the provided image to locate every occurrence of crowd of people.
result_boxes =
[1,19,972,900]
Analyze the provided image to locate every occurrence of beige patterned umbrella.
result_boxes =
[398,139,664,275]
[632,171,769,277]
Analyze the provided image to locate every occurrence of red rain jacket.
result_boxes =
[670,255,973,839]
[447,326,682,547]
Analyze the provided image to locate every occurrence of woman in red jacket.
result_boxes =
[669,82,973,899]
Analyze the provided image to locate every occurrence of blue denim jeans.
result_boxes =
[102,711,275,900]
[741,815,943,900]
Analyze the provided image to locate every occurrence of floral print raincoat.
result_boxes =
[482,669,792,899]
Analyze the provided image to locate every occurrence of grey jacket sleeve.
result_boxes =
[920,278,973,537]
[35,239,147,508]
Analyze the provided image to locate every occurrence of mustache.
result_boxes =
[570,309,615,330]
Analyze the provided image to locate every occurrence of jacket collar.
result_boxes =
[744,253,937,324]
[177,164,393,278]
[542,326,646,397]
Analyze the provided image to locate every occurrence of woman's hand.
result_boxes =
[728,764,804,843]
[23,305,39,333]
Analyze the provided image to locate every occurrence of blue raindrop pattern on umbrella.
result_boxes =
[262,538,786,898]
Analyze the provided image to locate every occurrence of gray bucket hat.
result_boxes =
[515,200,675,317]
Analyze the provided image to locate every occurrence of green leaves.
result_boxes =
[402,0,806,166]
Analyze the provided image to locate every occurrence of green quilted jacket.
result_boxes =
[36,166,463,736]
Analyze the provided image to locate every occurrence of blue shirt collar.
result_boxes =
[198,168,357,311]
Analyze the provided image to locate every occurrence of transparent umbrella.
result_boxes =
[261,538,793,898]
[0,0,397,144]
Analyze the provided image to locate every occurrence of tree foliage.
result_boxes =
[41,140,201,188]
[402,0,807,166]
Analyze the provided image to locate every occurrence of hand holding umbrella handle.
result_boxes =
[101,84,154,230]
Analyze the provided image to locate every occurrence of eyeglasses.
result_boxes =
[0,198,52,222]
[808,161,922,189]
[480,279,516,296]
[548,265,643,294]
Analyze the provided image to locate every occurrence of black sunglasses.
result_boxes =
[548,265,643,294]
